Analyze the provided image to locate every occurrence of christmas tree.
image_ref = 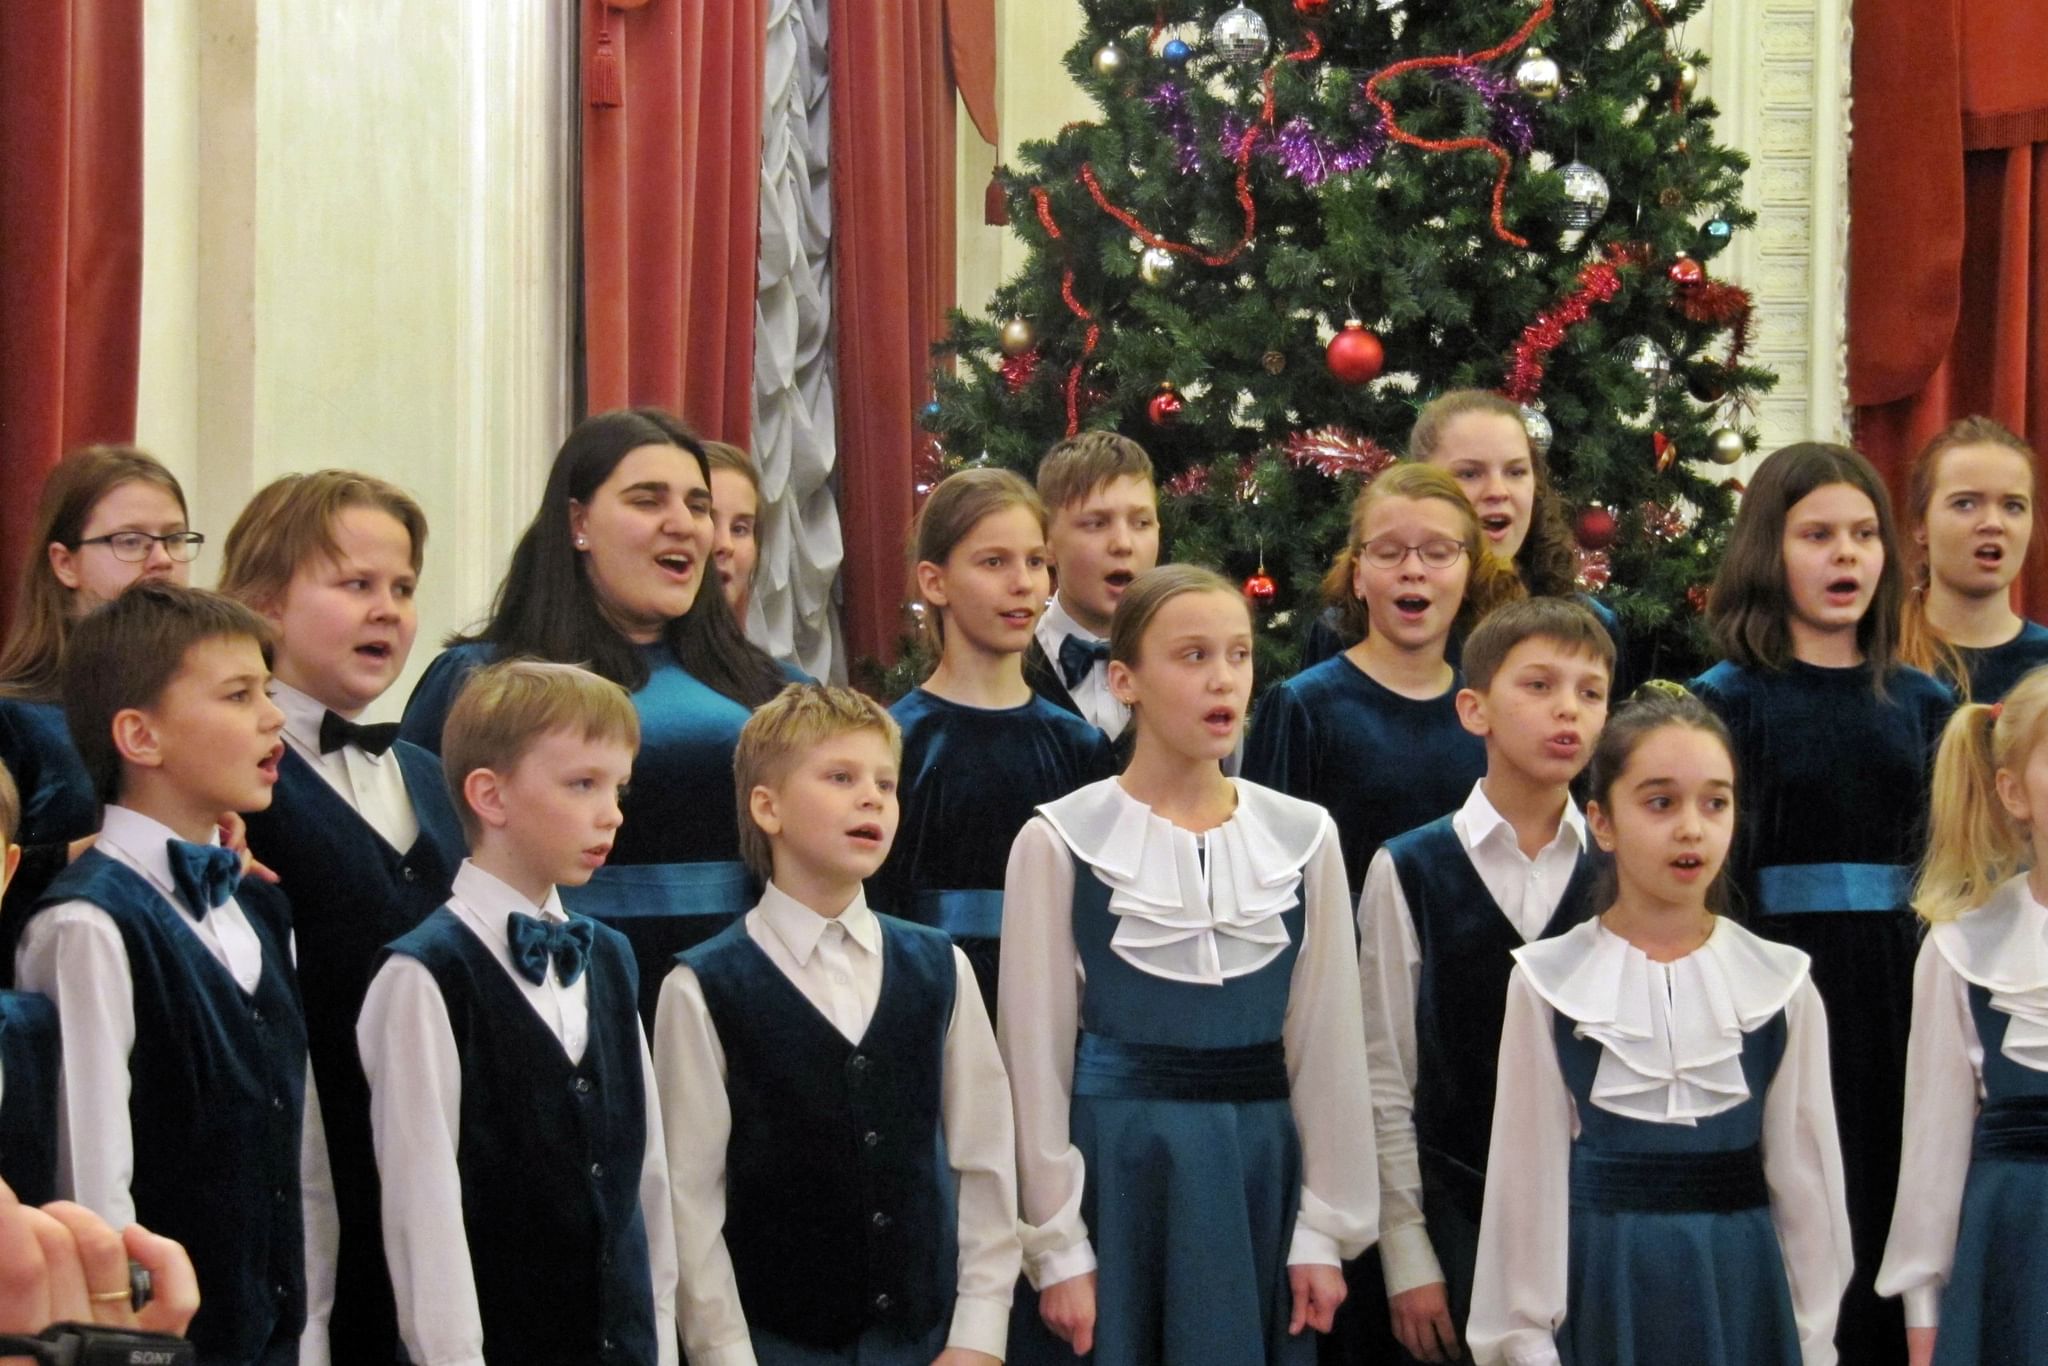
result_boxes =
[921,0,1766,687]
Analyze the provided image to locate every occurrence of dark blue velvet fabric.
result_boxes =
[1953,618,2048,703]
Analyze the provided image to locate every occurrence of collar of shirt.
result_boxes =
[1452,779,1586,863]
[756,881,880,965]
[96,805,223,914]
[448,859,569,948]
[271,678,385,766]
[1037,594,1104,661]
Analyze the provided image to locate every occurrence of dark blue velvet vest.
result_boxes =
[685,914,958,1349]
[37,851,308,1366]
[0,991,58,1206]
[240,740,463,1363]
[384,909,656,1365]
[1388,817,1600,1214]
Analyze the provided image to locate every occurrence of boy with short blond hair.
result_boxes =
[358,659,676,1366]
[1027,433,1159,737]
[1359,597,1615,1365]
[656,682,1020,1366]
[17,581,336,1365]
[221,469,465,1363]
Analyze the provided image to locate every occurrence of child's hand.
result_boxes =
[217,813,279,885]
[929,1350,1001,1366]
[1039,1271,1097,1356]
[1906,1326,1935,1366]
[1389,1281,1458,1362]
[1287,1262,1346,1336]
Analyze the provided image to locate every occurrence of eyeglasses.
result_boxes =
[1359,538,1466,570]
[73,531,207,563]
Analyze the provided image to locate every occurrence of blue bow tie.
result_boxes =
[1058,634,1111,689]
[506,911,595,988]
[166,840,242,919]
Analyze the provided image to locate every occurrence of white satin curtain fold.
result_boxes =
[751,0,844,680]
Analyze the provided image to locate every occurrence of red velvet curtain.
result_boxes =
[0,0,144,597]
[829,0,997,664]
[581,0,766,442]
[1850,0,2048,613]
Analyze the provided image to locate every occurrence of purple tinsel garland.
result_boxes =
[1146,82,1207,176]
[1446,62,1535,156]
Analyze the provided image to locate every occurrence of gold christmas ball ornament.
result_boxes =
[1678,61,1700,95]
[1092,43,1126,78]
[1137,246,1176,286]
[998,317,1037,357]
[1708,426,1746,465]
[1515,47,1562,101]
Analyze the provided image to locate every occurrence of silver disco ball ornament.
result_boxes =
[1620,335,1674,390]
[1558,161,1611,236]
[1211,4,1271,64]
[1520,404,1554,458]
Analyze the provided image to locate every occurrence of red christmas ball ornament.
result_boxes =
[1147,383,1184,428]
[1652,430,1676,473]
[1687,584,1711,614]
[1667,253,1705,286]
[1325,321,1385,386]
[1243,571,1279,605]
[1293,0,1331,14]
[1575,505,1619,551]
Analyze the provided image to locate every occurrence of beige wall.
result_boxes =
[137,1,574,719]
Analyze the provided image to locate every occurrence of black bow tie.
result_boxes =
[1058,635,1112,689]
[319,710,400,757]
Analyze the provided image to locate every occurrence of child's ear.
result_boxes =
[748,783,783,839]
[462,768,513,832]
[913,559,949,611]
[1350,551,1371,605]
[1995,767,2032,826]
[110,707,165,771]
[1586,800,1616,853]
[1454,687,1490,738]
[566,499,590,550]
[1,844,19,891]
[1106,659,1138,707]
[46,541,81,592]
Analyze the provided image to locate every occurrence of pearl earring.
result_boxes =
[575,537,588,549]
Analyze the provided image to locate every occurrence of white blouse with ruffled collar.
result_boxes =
[1036,776,1328,986]
[1512,915,1812,1125]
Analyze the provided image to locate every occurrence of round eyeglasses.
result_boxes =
[1358,538,1466,570]
[73,531,207,564]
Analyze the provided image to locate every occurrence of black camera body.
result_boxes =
[0,1323,194,1365]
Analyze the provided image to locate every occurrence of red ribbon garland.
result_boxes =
[1363,0,1555,247]
[1032,187,1102,436]
[1079,32,1323,270]
[1501,246,1630,403]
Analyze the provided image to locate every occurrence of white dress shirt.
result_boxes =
[1467,919,1852,1366]
[358,860,679,1366]
[1878,874,2048,1328]
[998,778,1379,1291]
[654,883,1021,1366]
[271,679,421,852]
[15,804,338,1364]
[1356,781,1587,1294]
[1036,596,1129,739]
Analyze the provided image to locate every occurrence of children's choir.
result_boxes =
[0,409,2039,1364]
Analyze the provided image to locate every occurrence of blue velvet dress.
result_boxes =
[874,689,1116,1014]
[1952,618,2048,703]
[1690,657,1954,1366]
[402,640,797,1022]
[0,698,98,965]
[1243,655,1484,898]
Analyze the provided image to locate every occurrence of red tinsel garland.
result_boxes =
[1501,248,1629,403]
[1362,0,1555,247]
[1674,277,1755,370]
[1001,347,1041,394]
[1283,427,1398,480]
[1031,187,1103,436]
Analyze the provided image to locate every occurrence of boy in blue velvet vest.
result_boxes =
[0,760,60,1207]
[655,682,1020,1366]
[219,470,465,1364]
[358,658,676,1365]
[16,582,336,1366]
[1356,598,1614,1365]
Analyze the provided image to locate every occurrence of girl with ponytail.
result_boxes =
[1880,666,2048,1365]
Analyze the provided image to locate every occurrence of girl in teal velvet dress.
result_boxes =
[1468,688,1852,1366]
[1880,667,2048,1365]
[998,565,1378,1366]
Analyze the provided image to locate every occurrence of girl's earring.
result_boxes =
[575,537,588,549]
